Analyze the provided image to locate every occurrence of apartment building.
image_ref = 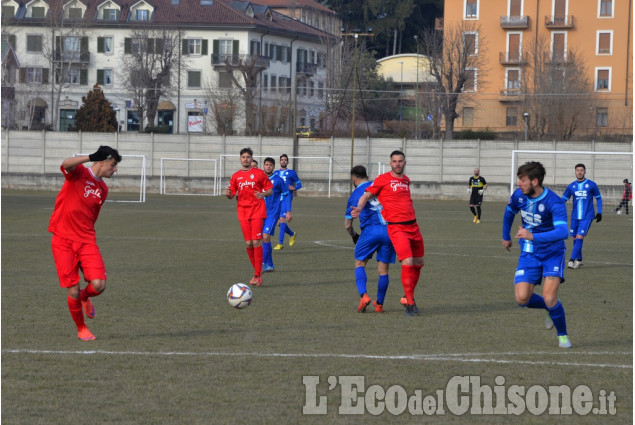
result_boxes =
[443,0,633,138]
[1,0,334,134]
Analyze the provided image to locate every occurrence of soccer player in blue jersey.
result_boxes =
[561,163,603,269]
[273,154,303,250]
[502,161,572,348]
[261,157,286,272]
[345,165,396,313]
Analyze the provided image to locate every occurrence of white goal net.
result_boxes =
[160,158,219,196]
[74,153,147,203]
[511,150,633,209]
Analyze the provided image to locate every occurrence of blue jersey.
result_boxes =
[502,187,568,259]
[345,181,388,228]
[562,179,602,220]
[265,173,285,218]
[276,168,303,199]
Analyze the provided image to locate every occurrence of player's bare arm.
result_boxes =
[225,187,235,199]
[351,192,373,218]
[502,239,512,251]
[255,188,273,199]
[514,226,533,241]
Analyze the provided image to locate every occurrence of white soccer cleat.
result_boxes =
[617,210,622,215]
[558,335,572,349]
[572,260,583,269]
[567,260,574,269]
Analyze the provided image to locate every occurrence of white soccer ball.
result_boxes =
[227,283,252,309]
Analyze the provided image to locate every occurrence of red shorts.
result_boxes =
[387,223,424,262]
[51,235,106,288]
[239,218,264,241]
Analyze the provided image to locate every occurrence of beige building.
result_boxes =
[442,0,633,138]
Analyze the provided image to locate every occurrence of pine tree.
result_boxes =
[73,84,117,132]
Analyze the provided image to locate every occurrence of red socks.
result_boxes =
[246,246,263,276]
[80,282,100,302]
[67,296,84,329]
[401,264,423,305]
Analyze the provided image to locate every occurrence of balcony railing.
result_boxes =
[211,53,271,68]
[499,52,526,65]
[53,51,90,64]
[545,15,574,29]
[296,62,318,75]
[499,88,522,101]
[500,15,529,28]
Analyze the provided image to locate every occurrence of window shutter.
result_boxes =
[81,37,88,53]
[202,39,208,56]
[97,69,104,85]
[42,68,49,83]
[598,33,610,52]
[232,40,239,54]
[97,37,104,53]
[182,39,189,55]
[155,38,164,53]
[80,69,88,85]
[124,38,131,54]
[19,68,26,83]
[9,34,16,48]
[147,38,155,54]
[213,39,219,54]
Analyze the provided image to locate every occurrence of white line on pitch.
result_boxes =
[2,349,630,369]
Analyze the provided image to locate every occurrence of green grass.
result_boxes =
[2,190,632,424]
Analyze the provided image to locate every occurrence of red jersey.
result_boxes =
[365,171,416,223]
[48,164,109,243]
[228,167,273,220]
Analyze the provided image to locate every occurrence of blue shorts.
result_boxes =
[514,250,566,285]
[355,225,396,264]
[263,215,279,236]
[279,196,292,217]
[570,218,593,237]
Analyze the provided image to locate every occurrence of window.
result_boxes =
[309,80,315,97]
[66,68,80,84]
[103,8,119,20]
[465,0,478,18]
[127,110,140,132]
[31,6,45,17]
[218,71,233,88]
[506,107,518,126]
[26,35,43,52]
[218,40,233,58]
[599,0,613,17]
[262,73,268,91]
[270,74,277,92]
[27,67,42,83]
[278,76,285,92]
[188,39,202,55]
[463,69,476,92]
[507,33,521,61]
[595,68,611,91]
[463,32,477,56]
[462,107,473,126]
[129,38,146,54]
[596,107,608,127]
[264,42,269,57]
[63,36,81,61]
[188,71,201,88]
[2,5,15,17]
[136,9,149,20]
[506,69,520,90]
[249,40,260,56]
[318,82,324,99]
[98,36,113,54]
[68,7,82,19]
[97,69,113,86]
[597,31,612,54]
[509,0,522,16]
[551,32,566,61]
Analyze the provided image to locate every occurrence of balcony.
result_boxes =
[500,15,529,29]
[499,52,526,66]
[53,51,90,64]
[546,55,570,65]
[296,62,318,75]
[545,15,574,29]
[499,88,522,102]
[211,53,271,69]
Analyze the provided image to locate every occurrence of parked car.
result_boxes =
[295,126,314,137]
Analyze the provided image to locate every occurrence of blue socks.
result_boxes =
[355,266,367,297]
[262,241,272,267]
[548,301,568,336]
[279,223,294,244]
[570,238,583,261]
[520,293,547,309]
[377,274,389,305]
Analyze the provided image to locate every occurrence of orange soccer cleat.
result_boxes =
[373,300,384,313]
[77,326,96,341]
[82,298,95,319]
[357,293,372,313]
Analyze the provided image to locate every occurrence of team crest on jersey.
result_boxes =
[538,204,545,212]
[250,174,255,179]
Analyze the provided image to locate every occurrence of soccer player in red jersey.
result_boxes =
[49,145,122,340]
[350,150,425,316]
[225,148,273,286]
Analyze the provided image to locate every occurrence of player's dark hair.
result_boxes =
[350,165,368,179]
[390,150,405,159]
[251,159,258,166]
[240,147,253,157]
[264,157,275,166]
[575,163,586,170]
[280,154,288,160]
[517,161,546,186]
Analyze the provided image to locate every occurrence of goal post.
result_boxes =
[74,153,147,203]
[510,150,633,208]
[160,158,219,196]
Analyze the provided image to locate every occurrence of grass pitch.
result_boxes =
[1,190,632,424]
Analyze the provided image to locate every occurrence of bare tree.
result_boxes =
[203,87,244,135]
[521,34,591,140]
[417,21,487,140]
[119,27,185,132]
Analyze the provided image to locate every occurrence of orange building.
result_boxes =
[442,0,633,138]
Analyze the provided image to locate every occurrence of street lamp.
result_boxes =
[523,112,529,141]
[414,35,419,139]
[398,61,404,121]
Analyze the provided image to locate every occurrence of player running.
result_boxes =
[225,148,273,286]
[345,165,396,313]
[561,163,603,269]
[273,154,302,250]
[261,157,286,272]
[49,145,122,341]
[351,150,425,317]
[502,161,572,348]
